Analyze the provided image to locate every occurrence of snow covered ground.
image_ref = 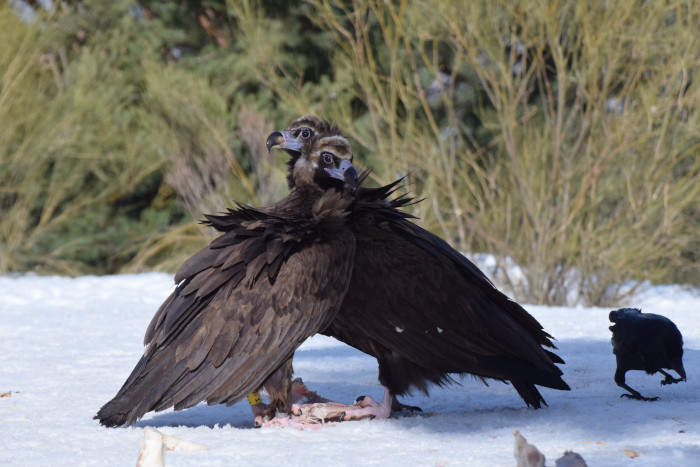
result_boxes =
[1,273,698,466]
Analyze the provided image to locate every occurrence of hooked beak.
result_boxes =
[266,131,304,153]
[325,159,358,189]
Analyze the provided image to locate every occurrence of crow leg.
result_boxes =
[615,368,658,401]
[619,385,659,401]
[659,369,685,386]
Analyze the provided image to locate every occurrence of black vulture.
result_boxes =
[609,307,686,401]
[95,133,360,427]
[266,116,570,421]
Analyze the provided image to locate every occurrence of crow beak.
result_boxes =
[325,159,358,189]
[266,131,304,152]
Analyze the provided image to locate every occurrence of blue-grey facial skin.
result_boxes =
[325,159,356,181]
[266,131,304,152]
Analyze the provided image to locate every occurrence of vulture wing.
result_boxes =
[323,182,568,406]
[96,203,355,427]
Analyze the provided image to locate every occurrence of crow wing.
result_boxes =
[97,203,355,427]
[610,312,684,373]
[323,182,567,404]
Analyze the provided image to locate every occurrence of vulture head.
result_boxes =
[266,115,341,189]
[271,131,358,195]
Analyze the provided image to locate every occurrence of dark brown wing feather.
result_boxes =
[97,203,355,427]
[323,181,568,407]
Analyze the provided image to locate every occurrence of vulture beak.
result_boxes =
[266,131,304,153]
[325,159,358,189]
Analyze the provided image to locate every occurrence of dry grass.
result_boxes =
[251,0,700,305]
[0,9,166,274]
[238,105,288,206]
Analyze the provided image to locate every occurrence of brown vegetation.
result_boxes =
[1,0,698,305]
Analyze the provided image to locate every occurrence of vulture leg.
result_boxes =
[262,357,295,415]
[391,397,422,414]
[340,387,394,421]
[658,369,685,386]
[253,357,300,427]
[250,399,276,428]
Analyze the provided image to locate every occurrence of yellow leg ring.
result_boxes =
[247,392,262,405]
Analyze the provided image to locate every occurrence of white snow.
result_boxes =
[1,273,698,466]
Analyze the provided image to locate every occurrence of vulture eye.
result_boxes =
[299,128,312,139]
[322,152,334,165]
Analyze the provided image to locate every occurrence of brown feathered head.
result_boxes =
[266,115,342,189]
[270,129,358,195]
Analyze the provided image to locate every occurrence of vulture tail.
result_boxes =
[95,404,128,428]
[472,355,570,408]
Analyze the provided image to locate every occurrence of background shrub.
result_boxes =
[1,0,698,305]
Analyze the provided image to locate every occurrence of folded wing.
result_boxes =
[96,204,355,426]
[324,182,568,407]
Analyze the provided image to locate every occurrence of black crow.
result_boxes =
[609,307,686,401]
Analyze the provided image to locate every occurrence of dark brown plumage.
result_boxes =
[270,116,569,411]
[95,134,359,427]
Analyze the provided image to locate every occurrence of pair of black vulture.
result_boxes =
[95,115,684,428]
